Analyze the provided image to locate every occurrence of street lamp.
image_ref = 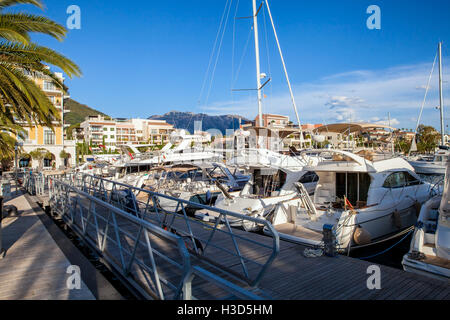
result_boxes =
[14,141,23,182]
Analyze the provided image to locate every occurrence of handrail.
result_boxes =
[47,176,263,300]
[48,177,191,299]
[65,173,280,288]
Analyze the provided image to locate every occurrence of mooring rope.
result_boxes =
[356,228,414,260]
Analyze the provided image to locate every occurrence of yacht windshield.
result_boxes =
[252,169,287,197]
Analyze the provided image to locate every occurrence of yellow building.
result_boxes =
[17,67,76,169]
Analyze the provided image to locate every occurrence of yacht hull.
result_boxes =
[402,255,450,281]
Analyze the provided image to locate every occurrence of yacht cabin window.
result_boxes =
[252,169,287,197]
[382,171,421,188]
[298,171,319,184]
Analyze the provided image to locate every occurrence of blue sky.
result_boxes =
[16,0,450,132]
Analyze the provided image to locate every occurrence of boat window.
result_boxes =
[253,169,286,197]
[383,172,406,188]
[335,172,371,207]
[298,171,319,184]
[404,171,421,186]
[359,173,371,204]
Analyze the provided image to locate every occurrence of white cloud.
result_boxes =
[374,118,400,126]
[202,59,450,130]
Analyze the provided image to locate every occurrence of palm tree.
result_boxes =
[0,113,24,163]
[0,0,81,156]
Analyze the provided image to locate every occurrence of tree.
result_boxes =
[396,140,411,154]
[0,131,17,170]
[416,125,440,154]
[65,122,80,140]
[0,0,81,158]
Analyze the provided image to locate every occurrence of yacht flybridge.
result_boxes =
[267,150,434,251]
[402,160,450,280]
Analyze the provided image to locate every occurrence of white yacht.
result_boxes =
[402,160,450,281]
[127,130,223,167]
[267,149,433,251]
[408,147,449,175]
[142,163,249,214]
[195,148,320,231]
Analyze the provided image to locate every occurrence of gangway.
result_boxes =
[29,172,279,299]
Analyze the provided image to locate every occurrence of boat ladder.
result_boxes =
[295,182,318,220]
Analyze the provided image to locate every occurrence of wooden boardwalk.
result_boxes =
[0,185,122,300]
[34,189,450,300]
[166,216,450,300]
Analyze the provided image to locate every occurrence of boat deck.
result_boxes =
[273,222,323,242]
[423,254,450,269]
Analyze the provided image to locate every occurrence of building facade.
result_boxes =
[80,115,117,151]
[147,120,174,145]
[79,116,175,149]
[18,68,76,169]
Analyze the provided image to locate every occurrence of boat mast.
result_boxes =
[265,0,304,148]
[438,41,445,146]
[252,0,263,127]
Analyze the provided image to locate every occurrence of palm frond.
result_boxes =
[0,13,66,41]
[0,42,82,78]
[0,0,43,10]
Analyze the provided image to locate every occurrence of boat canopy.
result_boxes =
[313,122,395,134]
[302,149,414,173]
[244,126,300,140]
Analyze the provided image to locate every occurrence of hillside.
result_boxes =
[148,111,248,134]
[64,98,109,126]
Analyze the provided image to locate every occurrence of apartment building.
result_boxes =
[80,115,117,151]
[254,114,290,128]
[79,116,175,149]
[17,68,76,168]
[248,114,323,150]
[147,120,174,145]
[116,119,137,145]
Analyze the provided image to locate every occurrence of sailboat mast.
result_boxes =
[438,41,445,146]
[265,0,304,148]
[252,0,263,127]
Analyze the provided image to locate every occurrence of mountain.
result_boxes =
[63,98,109,126]
[148,111,249,134]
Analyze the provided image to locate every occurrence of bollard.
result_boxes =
[322,224,337,257]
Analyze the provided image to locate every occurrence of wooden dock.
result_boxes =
[34,188,450,300]
[0,186,122,300]
[8,172,448,300]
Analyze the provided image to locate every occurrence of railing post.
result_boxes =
[181,270,195,300]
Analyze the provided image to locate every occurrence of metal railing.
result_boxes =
[57,173,280,289]
[23,172,47,196]
[47,177,263,300]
